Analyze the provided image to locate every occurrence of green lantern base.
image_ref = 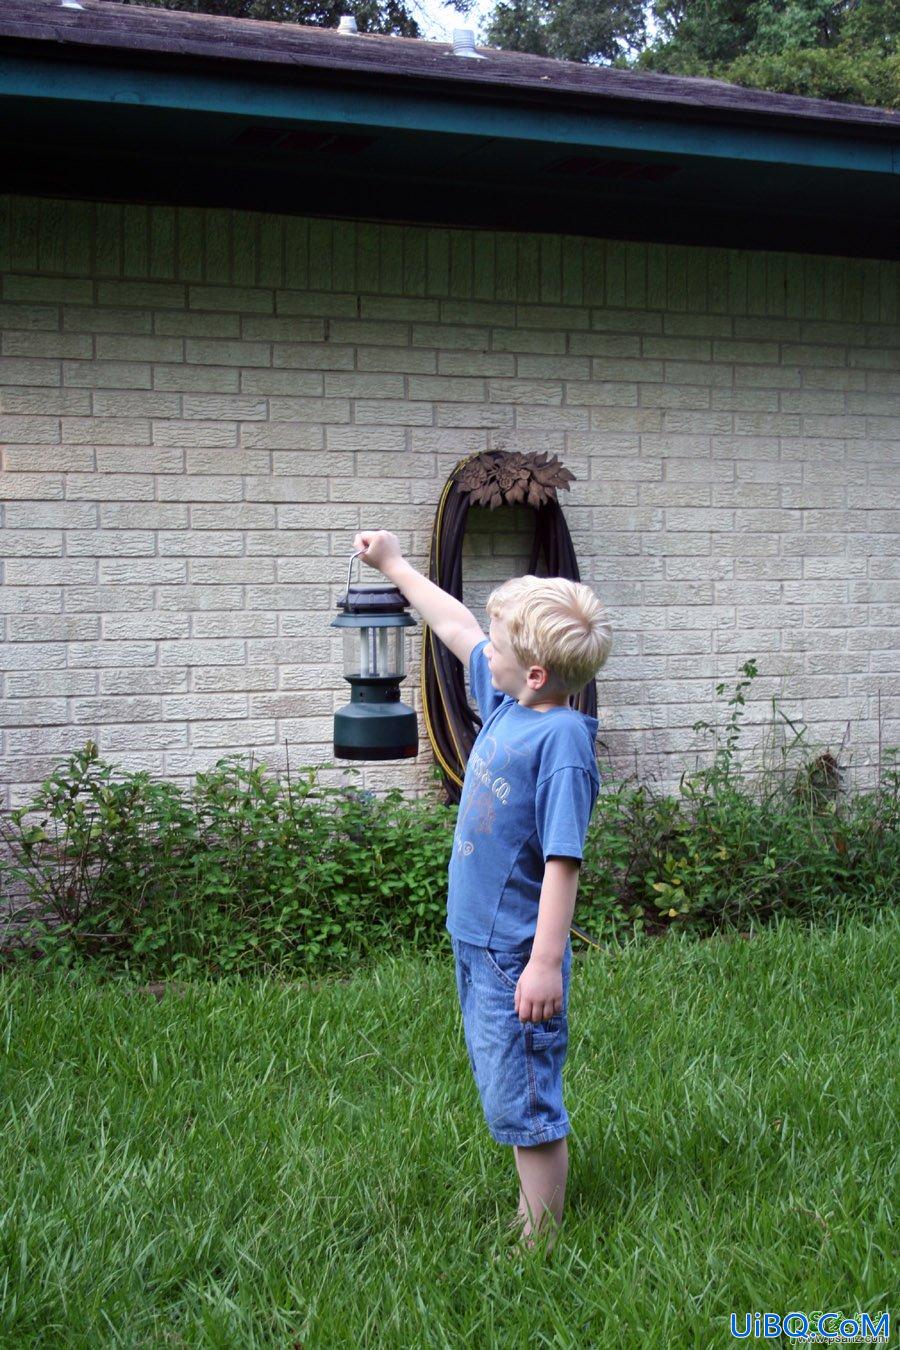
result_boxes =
[333,694,418,761]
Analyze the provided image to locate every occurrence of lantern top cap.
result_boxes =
[337,581,411,615]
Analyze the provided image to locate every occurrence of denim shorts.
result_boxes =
[451,935,572,1147]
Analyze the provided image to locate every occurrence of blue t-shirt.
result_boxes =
[446,638,600,950]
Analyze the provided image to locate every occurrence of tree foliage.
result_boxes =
[479,0,900,107]
[481,0,646,63]
[97,0,420,38]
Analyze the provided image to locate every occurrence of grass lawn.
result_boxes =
[1,911,897,1348]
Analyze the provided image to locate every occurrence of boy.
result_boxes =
[351,529,612,1254]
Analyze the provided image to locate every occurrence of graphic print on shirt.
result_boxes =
[454,725,529,861]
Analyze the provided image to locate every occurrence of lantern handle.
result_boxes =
[346,547,366,599]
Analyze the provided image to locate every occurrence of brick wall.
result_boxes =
[1,194,898,808]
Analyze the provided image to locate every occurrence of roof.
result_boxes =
[4,0,899,133]
[3,0,899,257]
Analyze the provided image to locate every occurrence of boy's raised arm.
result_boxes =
[352,530,485,666]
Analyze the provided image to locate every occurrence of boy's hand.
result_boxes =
[515,957,563,1024]
[352,530,404,576]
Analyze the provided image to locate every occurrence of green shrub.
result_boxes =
[2,664,897,977]
[0,748,453,978]
[577,661,900,941]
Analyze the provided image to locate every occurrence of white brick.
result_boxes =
[67,641,157,668]
[185,340,270,367]
[95,282,183,308]
[0,357,60,386]
[413,324,487,350]
[244,318,325,342]
[192,667,277,692]
[7,726,99,755]
[158,640,245,666]
[162,695,247,720]
[0,302,60,330]
[3,446,93,474]
[158,312,238,337]
[91,393,181,418]
[0,416,61,443]
[5,502,97,529]
[1,588,59,615]
[157,531,243,556]
[6,277,90,304]
[439,351,511,377]
[187,558,273,584]
[65,588,151,615]
[191,613,277,639]
[361,297,439,322]
[242,423,325,449]
[276,290,357,317]
[275,452,351,478]
[243,476,325,504]
[2,641,67,670]
[63,417,151,444]
[157,476,242,501]
[244,532,330,560]
[189,719,276,748]
[102,614,191,640]
[156,365,239,393]
[324,373,405,399]
[360,345,436,374]
[192,504,276,529]
[1,391,91,417]
[273,714,333,742]
[66,475,155,500]
[265,394,350,421]
[0,472,65,499]
[99,560,185,584]
[186,450,270,475]
[267,356,345,381]
[63,362,152,390]
[72,696,162,723]
[437,399,512,426]
[100,723,189,751]
[4,333,89,359]
[189,286,272,314]
[5,560,96,585]
[158,585,243,610]
[8,670,97,697]
[355,399,432,425]
[0,697,68,724]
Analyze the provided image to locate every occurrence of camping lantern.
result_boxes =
[330,551,418,761]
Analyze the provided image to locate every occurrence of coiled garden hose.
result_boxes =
[419,453,603,950]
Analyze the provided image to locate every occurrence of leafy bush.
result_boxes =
[577,662,900,941]
[0,749,452,978]
[2,663,897,976]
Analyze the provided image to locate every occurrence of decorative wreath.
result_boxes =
[451,450,577,511]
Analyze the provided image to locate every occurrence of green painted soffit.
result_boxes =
[3,53,898,176]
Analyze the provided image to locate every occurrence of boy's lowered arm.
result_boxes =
[530,858,580,968]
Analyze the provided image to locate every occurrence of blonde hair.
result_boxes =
[485,575,613,695]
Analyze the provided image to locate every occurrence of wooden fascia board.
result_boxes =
[2,48,898,179]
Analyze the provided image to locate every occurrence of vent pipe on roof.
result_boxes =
[451,28,486,59]
[337,15,358,33]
